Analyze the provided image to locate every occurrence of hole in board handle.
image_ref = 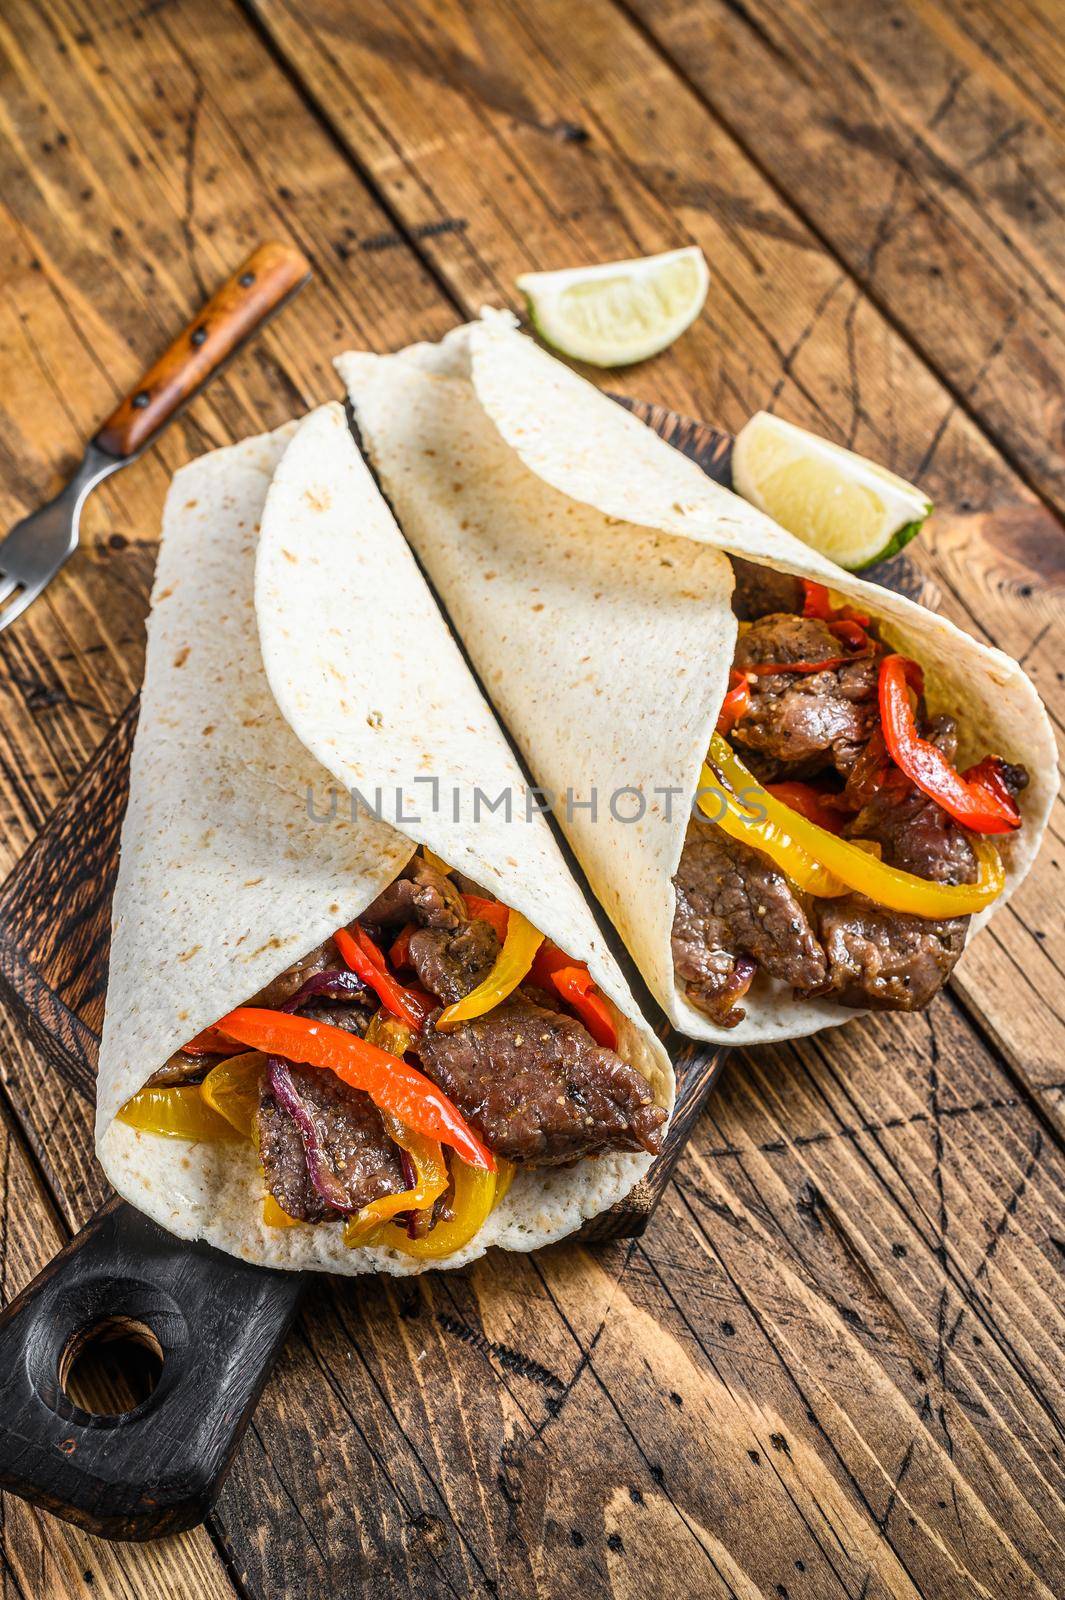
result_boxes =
[59,1315,164,1420]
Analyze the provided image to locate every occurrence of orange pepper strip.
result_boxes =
[218,1007,494,1171]
[529,944,618,1050]
[181,1025,239,1057]
[879,655,1021,834]
[461,895,510,942]
[335,925,435,1031]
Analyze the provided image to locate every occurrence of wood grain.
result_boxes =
[0,0,1061,1594]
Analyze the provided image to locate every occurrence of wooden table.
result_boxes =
[0,1,1062,1594]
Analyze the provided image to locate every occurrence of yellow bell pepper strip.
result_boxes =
[703,733,1004,917]
[200,1051,266,1139]
[436,909,544,1030]
[334,925,435,1031]
[343,1113,448,1247]
[217,1007,495,1171]
[342,1012,449,1247]
[262,1194,300,1228]
[117,1084,239,1141]
[879,655,1021,835]
[370,1153,515,1260]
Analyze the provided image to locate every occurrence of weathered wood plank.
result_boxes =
[618,0,1065,515]
[0,1092,238,1598]
[247,0,1065,1097]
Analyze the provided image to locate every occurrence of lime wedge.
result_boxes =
[732,412,932,570]
[517,247,709,367]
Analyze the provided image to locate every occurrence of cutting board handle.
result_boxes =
[0,1195,305,1540]
[93,240,312,458]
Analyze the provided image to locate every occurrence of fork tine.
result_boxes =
[0,575,21,607]
[0,583,41,637]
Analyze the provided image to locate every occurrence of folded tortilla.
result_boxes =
[97,402,672,1273]
[337,315,1057,1045]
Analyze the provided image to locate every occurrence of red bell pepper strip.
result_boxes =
[878,655,1021,833]
[827,617,874,653]
[335,926,435,1030]
[765,782,849,834]
[217,1007,494,1171]
[462,895,510,942]
[389,923,416,970]
[802,579,870,627]
[716,670,751,735]
[181,1025,239,1057]
[529,943,618,1049]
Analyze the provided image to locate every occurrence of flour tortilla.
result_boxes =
[337,315,1056,1045]
[97,403,672,1273]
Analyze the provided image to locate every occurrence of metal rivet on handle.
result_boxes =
[238,272,255,287]
[190,327,207,347]
[132,392,150,409]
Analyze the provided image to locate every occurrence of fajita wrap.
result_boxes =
[336,315,1056,1046]
[97,402,672,1273]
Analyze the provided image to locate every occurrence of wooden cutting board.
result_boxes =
[0,400,764,1539]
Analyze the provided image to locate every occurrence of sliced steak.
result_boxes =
[146,1050,208,1088]
[257,1089,334,1223]
[805,750,979,1011]
[295,999,372,1036]
[672,824,826,1026]
[729,556,804,621]
[408,918,500,1003]
[807,902,968,1011]
[361,856,465,930]
[251,937,337,1009]
[731,614,878,781]
[414,997,665,1165]
[259,1061,406,1218]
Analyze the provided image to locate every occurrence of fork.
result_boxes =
[0,240,312,635]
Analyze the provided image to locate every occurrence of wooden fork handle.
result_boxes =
[93,241,312,458]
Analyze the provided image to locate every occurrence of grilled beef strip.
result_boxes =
[672,824,827,1026]
[804,742,1028,1011]
[146,1050,209,1089]
[250,937,339,1008]
[408,918,501,1003]
[729,556,805,621]
[730,614,879,782]
[258,1061,406,1220]
[414,995,665,1166]
[361,855,465,930]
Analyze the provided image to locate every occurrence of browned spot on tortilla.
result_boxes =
[178,945,201,963]
[184,499,198,510]
[281,547,298,564]
[202,724,215,737]
[251,937,284,958]
[173,646,190,668]
[531,603,544,612]
[303,487,332,512]
[244,878,263,887]
[156,584,174,601]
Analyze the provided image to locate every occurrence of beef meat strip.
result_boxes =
[671,824,827,1026]
[801,726,1030,1011]
[414,995,665,1166]
[731,614,878,782]
[146,1050,208,1088]
[258,1062,406,1220]
[361,855,465,930]
[295,999,372,1036]
[729,556,804,621]
[408,918,501,1004]
[250,937,338,1008]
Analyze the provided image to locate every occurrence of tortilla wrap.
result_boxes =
[336,316,1056,1045]
[97,402,672,1273]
